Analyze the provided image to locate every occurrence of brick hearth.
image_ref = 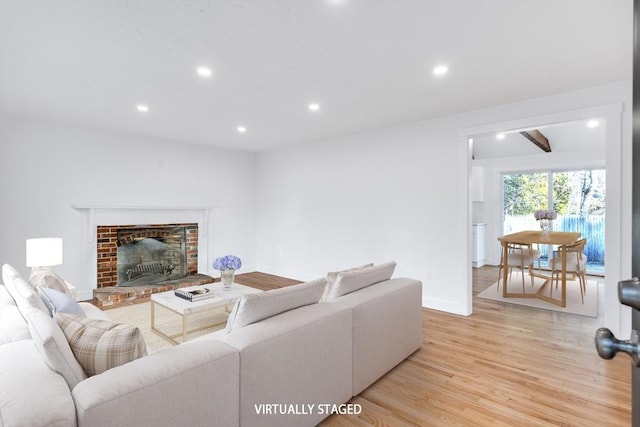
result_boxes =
[94,273,216,309]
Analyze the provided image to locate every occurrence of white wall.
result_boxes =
[0,80,632,333]
[256,80,633,328]
[0,116,257,300]
[256,116,469,314]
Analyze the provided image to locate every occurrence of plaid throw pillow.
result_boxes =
[56,313,147,376]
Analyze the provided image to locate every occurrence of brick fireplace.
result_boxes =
[96,223,199,288]
[93,223,214,308]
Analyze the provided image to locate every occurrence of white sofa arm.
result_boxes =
[63,280,77,300]
[72,340,240,427]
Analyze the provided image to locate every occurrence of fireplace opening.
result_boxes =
[117,226,187,286]
[96,223,200,288]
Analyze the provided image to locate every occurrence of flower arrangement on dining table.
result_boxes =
[534,210,556,234]
[213,255,242,289]
[534,210,557,220]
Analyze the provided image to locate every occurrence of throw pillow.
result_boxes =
[38,287,85,317]
[324,261,397,300]
[56,313,147,376]
[323,263,374,301]
[225,278,327,332]
[29,269,75,298]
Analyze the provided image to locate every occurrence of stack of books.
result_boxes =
[175,286,216,302]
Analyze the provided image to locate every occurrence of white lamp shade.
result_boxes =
[26,238,63,267]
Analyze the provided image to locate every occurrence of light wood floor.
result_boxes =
[236,268,631,426]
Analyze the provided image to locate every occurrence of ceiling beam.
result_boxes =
[520,130,551,152]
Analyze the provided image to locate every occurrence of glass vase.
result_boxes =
[221,269,235,290]
[539,219,551,235]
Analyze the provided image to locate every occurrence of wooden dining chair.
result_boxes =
[497,242,535,292]
[549,238,588,304]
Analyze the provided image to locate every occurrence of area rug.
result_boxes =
[477,274,598,317]
[104,301,228,352]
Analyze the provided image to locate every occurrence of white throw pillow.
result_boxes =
[22,304,87,388]
[56,313,147,376]
[323,263,374,301]
[225,278,326,332]
[38,287,85,317]
[324,261,397,300]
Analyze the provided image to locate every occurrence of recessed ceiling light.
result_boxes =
[136,104,149,113]
[433,65,448,76]
[587,120,599,128]
[496,132,506,140]
[308,103,320,111]
[237,126,247,133]
[197,67,212,77]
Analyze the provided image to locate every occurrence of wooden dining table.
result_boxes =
[498,230,581,308]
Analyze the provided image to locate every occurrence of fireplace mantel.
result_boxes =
[73,205,215,296]
[72,205,216,210]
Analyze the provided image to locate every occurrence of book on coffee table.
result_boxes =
[174,286,216,302]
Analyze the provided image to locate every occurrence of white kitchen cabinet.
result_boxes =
[472,223,486,268]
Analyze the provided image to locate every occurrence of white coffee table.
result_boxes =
[150,282,262,344]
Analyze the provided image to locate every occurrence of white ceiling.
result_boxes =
[0,0,632,152]
[472,118,607,159]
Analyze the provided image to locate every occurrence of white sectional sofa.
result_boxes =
[0,262,422,427]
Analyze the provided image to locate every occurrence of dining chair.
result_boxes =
[549,238,588,304]
[530,243,542,273]
[497,242,535,292]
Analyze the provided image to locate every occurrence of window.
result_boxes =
[503,169,605,274]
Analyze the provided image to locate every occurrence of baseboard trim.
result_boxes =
[422,296,471,316]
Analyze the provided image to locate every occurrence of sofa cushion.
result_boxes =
[56,313,147,376]
[0,284,31,343]
[225,278,326,332]
[2,263,49,314]
[0,305,32,344]
[323,263,373,301]
[325,261,397,300]
[0,340,76,427]
[39,286,85,317]
[72,340,240,427]
[22,303,87,388]
[0,282,16,307]
[221,302,353,427]
[79,301,112,321]
[333,277,423,395]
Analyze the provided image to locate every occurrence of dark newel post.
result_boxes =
[633,1,640,424]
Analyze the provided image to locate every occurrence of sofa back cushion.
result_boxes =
[323,263,373,301]
[23,303,88,388]
[2,263,49,314]
[56,313,147,376]
[225,278,326,332]
[0,284,31,344]
[324,261,397,301]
